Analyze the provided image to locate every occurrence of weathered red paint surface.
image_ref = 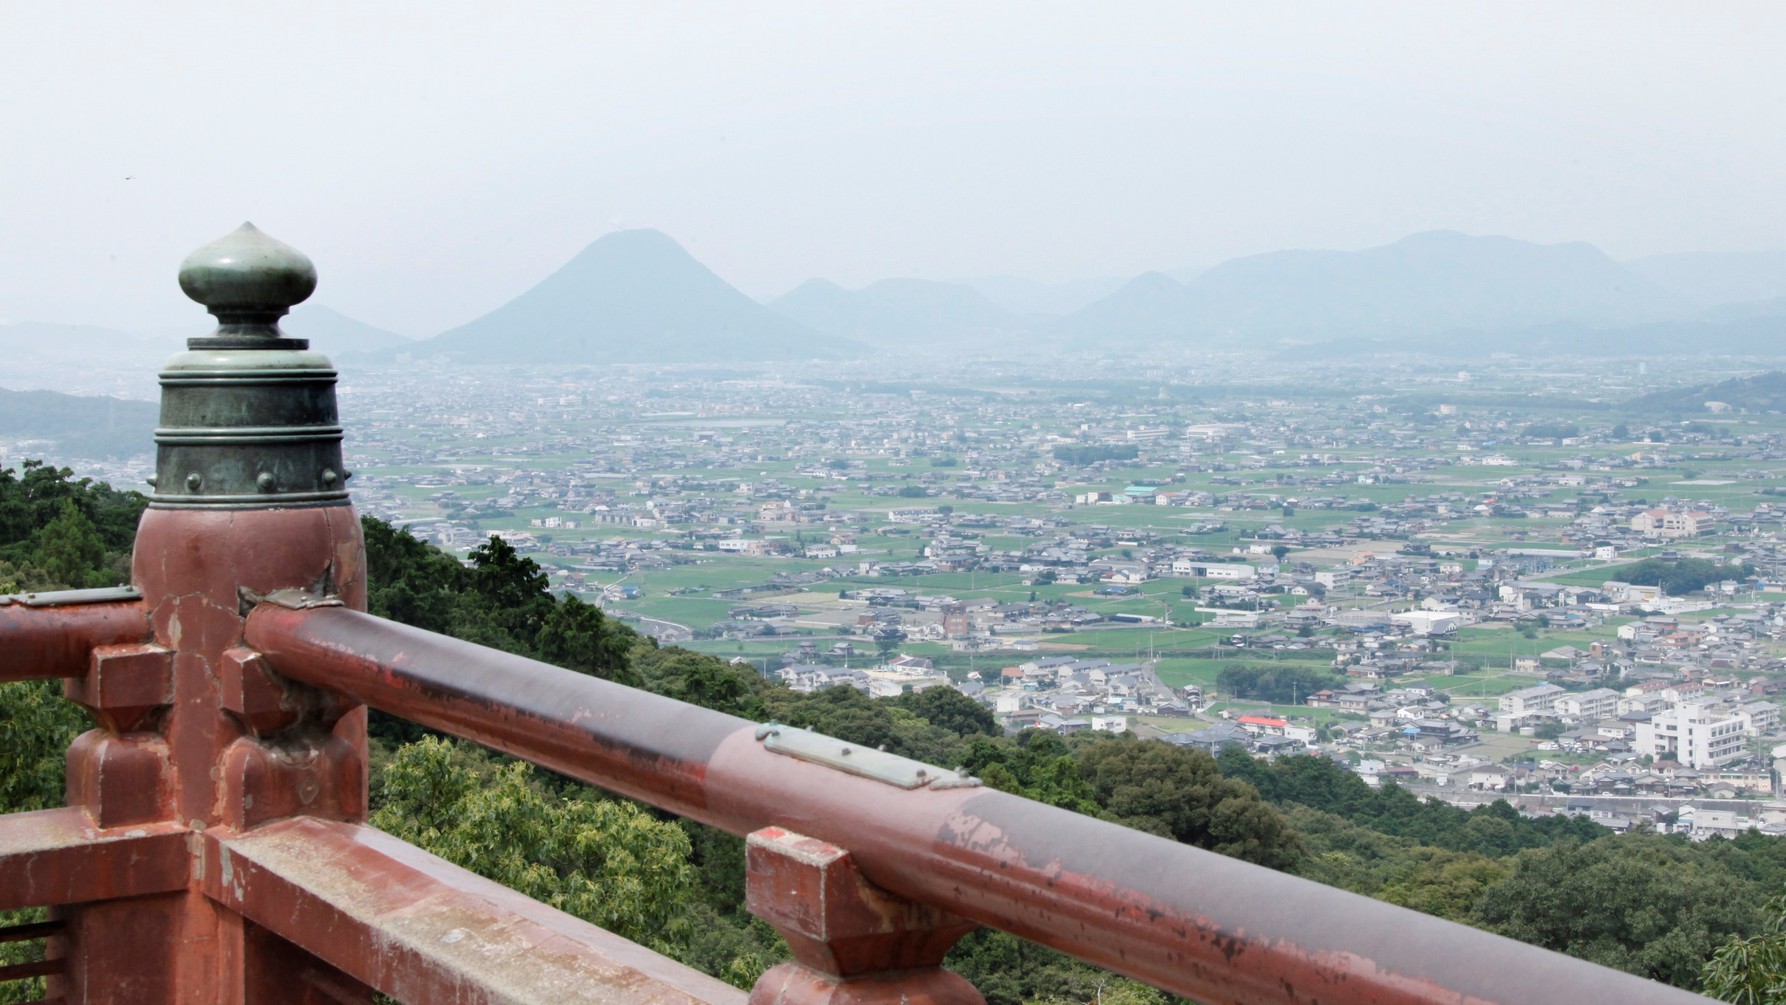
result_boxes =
[63,730,172,828]
[247,606,1719,1005]
[202,816,748,1005]
[745,827,978,977]
[0,600,147,681]
[0,808,188,912]
[745,827,982,1005]
[130,505,366,830]
[65,642,174,733]
[30,504,372,1005]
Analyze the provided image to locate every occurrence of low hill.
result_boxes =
[410,230,860,364]
[0,322,177,371]
[1627,370,1786,414]
[284,305,412,353]
[0,387,157,459]
[770,277,1024,351]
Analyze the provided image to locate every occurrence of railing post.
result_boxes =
[745,827,983,1005]
[54,224,371,1005]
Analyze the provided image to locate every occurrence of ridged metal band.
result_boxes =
[149,363,351,509]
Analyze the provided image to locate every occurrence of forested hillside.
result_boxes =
[5,461,1786,1001]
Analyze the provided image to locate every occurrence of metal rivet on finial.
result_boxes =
[320,468,338,487]
[257,472,277,492]
[186,473,202,491]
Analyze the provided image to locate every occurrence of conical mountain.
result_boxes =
[413,230,858,364]
[770,276,1023,350]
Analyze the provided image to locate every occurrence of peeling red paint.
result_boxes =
[246,605,1717,1005]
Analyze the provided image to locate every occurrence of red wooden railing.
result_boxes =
[0,225,1722,1004]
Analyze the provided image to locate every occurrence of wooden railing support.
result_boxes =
[745,827,981,1005]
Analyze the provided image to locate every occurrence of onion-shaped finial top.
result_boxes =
[177,222,317,333]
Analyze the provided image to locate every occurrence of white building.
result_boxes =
[1554,688,1621,721]
[1635,702,1772,770]
[1498,683,1565,715]
[1391,611,1460,636]
[1169,559,1258,579]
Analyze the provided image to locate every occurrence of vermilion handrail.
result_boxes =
[0,593,147,681]
[245,603,1717,1005]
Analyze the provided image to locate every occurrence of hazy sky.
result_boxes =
[2,2,1782,335]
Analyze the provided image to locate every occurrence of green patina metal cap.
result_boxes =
[178,221,318,347]
[149,223,349,509]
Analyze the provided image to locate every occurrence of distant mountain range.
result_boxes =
[769,277,1023,351]
[9,229,1786,369]
[951,274,1131,317]
[1048,231,1684,349]
[0,322,178,371]
[0,386,157,459]
[403,229,859,364]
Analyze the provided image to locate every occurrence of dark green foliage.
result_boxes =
[892,685,999,740]
[535,594,640,686]
[0,460,144,591]
[1218,753,1605,855]
[361,518,641,687]
[1287,805,1509,922]
[959,730,1101,815]
[1051,444,1140,466]
[0,679,91,814]
[361,519,651,746]
[35,499,109,589]
[1470,835,1764,988]
[1225,751,1786,991]
[0,463,143,1004]
[633,643,769,720]
[360,515,473,634]
[947,929,1170,1005]
[1621,557,1751,595]
[1215,662,1345,704]
[1074,734,1303,871]
[371,736,698,954]
[1703,891,1786,1004]
[762,683,972,767]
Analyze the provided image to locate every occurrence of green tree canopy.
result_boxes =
[1074,735,1303,872]
[372,736,698,954]
[1470,835,1764,988]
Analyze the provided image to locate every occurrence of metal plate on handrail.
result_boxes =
[755,723,980,790]
[0,586,142,608]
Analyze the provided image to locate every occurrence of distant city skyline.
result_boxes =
[2,2,1782,336]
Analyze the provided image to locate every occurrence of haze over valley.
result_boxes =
[10,6,1786,999]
